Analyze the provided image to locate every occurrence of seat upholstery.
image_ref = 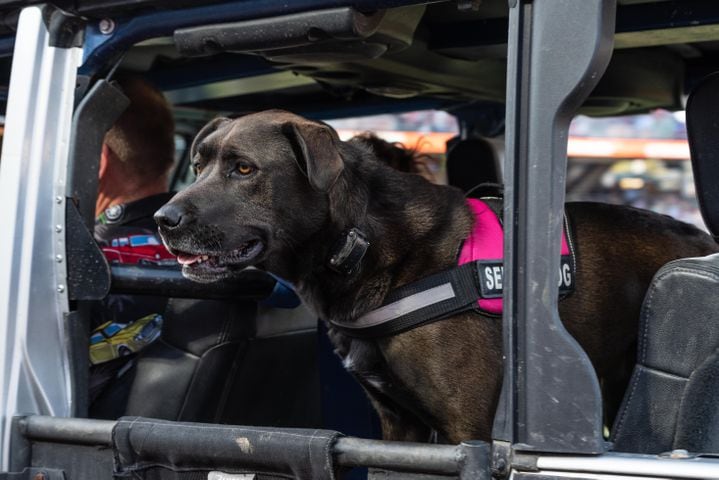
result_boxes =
[686,72,719,238]
[91,297,332,428]
[611,254,719,453]
[91,298,255,421]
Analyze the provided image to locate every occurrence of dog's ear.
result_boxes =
[190,117,231,158]
[283,120,344,192]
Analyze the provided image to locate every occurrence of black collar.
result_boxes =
[327,228,370,275]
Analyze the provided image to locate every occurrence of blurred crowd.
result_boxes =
[329,108,706,230]
[328,110,458,133]
[570,109,687,139]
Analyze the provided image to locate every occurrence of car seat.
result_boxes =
[90,297,259,422]
[91,279,380,438]
[446,135,502,193]
[610,72,719,454]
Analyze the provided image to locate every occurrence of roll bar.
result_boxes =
[495,0,616,454]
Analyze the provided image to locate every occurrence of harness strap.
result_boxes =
[329,198,577,339]
[329,261,484,338]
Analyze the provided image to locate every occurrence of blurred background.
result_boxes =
[326,109,704,230]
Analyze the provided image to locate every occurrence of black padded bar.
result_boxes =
[66,80,129,230]
[17,416,485,476]
[67,201,111,301]
[110,265,276,300]
[112,417,340,480]
[686,72,719,238]
[174,7,384,57]
[18,416,115,446]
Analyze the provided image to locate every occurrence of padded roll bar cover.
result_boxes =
[112,417,342,480]
[686,72,719,237]
[66,201,110,300]
[66,80,130,230]
[173,7,384,57]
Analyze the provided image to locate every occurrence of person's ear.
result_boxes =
[99,143,113,179]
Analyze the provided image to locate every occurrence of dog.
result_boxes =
[155,110,719,444]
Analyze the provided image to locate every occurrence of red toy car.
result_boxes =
[102,234,176,266]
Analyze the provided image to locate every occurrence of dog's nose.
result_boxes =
[154,204,188,229]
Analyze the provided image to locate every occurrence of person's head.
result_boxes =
[96,74,175,216]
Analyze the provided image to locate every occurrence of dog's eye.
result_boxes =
[226,161,257,179]
[236,163,255,176]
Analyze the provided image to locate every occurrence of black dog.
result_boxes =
[155,110,718,444]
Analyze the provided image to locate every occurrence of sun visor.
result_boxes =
[173,7,387,58]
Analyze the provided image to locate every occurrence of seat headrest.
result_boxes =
[686,72,719,237]
[446,137,501,193]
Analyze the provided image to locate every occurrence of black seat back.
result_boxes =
[92,298,328,427]
[687,72,719,238]
[90,298,256,421]
[445,137,501,193]
[611,255,719,453]
[94,262,379,440]
[611,73,719,454]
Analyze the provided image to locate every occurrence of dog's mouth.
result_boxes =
[172,239,265,282]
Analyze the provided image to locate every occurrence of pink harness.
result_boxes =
[329,197,576,337]
[459,198,573,315]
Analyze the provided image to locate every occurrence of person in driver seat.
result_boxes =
[89,74,176,409]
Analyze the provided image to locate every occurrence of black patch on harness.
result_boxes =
[478,255,575,298]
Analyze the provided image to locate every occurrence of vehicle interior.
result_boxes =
[3,0,719,479]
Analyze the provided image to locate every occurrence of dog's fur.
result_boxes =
[155,110,719,444]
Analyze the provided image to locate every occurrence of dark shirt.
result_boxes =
[90,192,175,404]
[95,192,174,241]
[94,192,176,326]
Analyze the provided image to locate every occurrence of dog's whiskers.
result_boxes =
[276,231,300,255]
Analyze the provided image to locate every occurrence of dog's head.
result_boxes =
[155,110,345,282]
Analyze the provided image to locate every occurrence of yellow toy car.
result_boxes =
[89,314,163,365]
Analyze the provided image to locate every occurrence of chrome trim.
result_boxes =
[0,6,81,469]
[512,470,670,480]
[535,453,719,479]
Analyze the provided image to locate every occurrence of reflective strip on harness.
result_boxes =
[357,283,456,329]
[331,261,485,338]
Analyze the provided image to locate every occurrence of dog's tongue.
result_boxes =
[177,253,201,265]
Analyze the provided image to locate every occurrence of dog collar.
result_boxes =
[329,198,576,338]
[327,228,370,275]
